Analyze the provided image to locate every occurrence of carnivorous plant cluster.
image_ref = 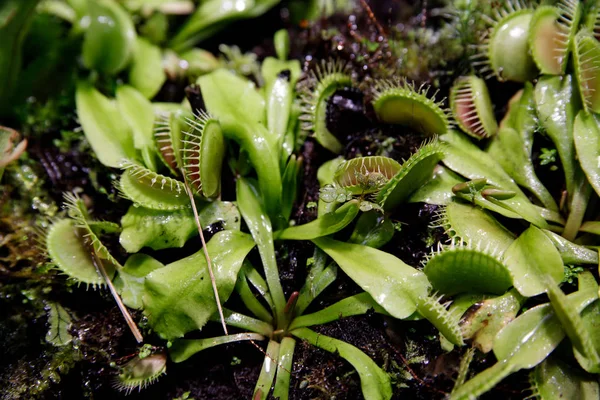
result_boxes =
[7,0,600,399]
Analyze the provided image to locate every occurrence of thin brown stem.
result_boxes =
[90,251,143,343]
[180,168,228,335]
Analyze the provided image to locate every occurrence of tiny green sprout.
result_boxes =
[539,147,558,169]
[573,30,600,114]
[450,76,497,139]
[181,110,226,199]
[299,59,353,153]
[274,29,290,61]
[472,1,538,82]
[114,351,167,394]
[529,1,581,75]
[371,78,451,136]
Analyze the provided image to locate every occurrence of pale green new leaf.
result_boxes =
[116,85,157,170]
[75,81,135,168]
[143,230,255,339]
[128,37,166,99]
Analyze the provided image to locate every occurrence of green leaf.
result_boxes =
[128,37,166,99]
[290,292,387,329]
[143,230,255,339]
[543,229,598,265]
[45,302,72,346]
[170,0,279,52]
[409,165,465,205]
[116,85,157,170]
[486,126,557,210]
[503,225,565,297]
[170,333,265,363]
[75,81,135,168]
[114,254,165,309]
[442,201,515,254]
[534,75,580,197]
[272,337,295,400]
[348,211,395,249]
[312,237,429,319]
[281,154,301,222]
[119,201,240,253]
[275,200,359,240]
[236,178,286,321]
[46,219,115,286]
[377,140,444,210]
[531,356,600,400]
[460,289,523,353]
[574,110,600,198]
[198,68,265,126]
[82,0,136,74]
[451,286,598,400]
[253,340,280,400]
[291,327,392,400]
